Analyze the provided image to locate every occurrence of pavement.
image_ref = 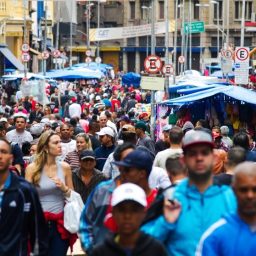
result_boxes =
[67,239,86,256]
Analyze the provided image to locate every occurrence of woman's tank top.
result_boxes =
[37,161,65,214]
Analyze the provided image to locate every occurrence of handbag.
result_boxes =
[64,190,84,234]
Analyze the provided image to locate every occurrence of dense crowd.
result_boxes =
[0,77,255,255]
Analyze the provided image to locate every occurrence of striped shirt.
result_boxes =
[64,150,80,171]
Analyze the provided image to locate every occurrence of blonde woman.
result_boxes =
[26,131,74,256]
[64,133,92,171]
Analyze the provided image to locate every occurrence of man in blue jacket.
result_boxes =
[142,129,236,256]
[197,161,256,256]
[0,138,48,255]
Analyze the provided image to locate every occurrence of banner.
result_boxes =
[89,21,175,42]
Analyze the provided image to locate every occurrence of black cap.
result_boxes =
[79,150,96,161]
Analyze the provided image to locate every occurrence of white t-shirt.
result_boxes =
[153,148,183,169]
[61,140,76,161]
[149,166,171,189]
[6,129,33,148]
[69,103,81,118]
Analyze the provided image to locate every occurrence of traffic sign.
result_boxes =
[21,43,30,52]
[52,50,61,58]
[95,56,102,64]
[21,52,30,62]
[86,50,91,56]
[85,57,92,63]
[235,47,250,85]
[162,64,174,76]
[178,56,185,63]
[41,51,50,60]
[144,55,162,74]
[224,50,233,59]
[184,21,205,34]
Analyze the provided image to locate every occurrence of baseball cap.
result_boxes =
[111,183,147,207]
[79,150,96,161]
[162,124,172,132]
[220,126,229,135]
[122,124,136,134]
[135,121,147,131]
[0,117,7,123]
[114,149,153,174]
[95,95,101,101]
[182,130,214,150]
[96,127,115,137]
[30,123,44,136]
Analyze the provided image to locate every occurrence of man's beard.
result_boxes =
[188,168,212,183]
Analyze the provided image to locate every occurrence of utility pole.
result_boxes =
[180,0,185,74]
[150,0,156,140]
[226,0,229,46]
[23,0,27,78]
[240,0,246,47]
[70,0,73,67]
[164,0,169,98]
[43,3,47,76]
[55,0,60,70]
[97,0,100,57]
[189,0,192,70]
[173,0,178,83]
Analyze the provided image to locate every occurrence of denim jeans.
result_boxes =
[48,221,69,256]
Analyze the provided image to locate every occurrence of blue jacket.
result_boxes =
[79,179,117,253]
[94,145,115,171]
[141,179,236,256]
[196,213,256,256]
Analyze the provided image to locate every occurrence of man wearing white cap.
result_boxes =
[94,127,116,171]
[90,183,168,256]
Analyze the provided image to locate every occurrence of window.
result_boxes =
[140,2,151,20]
[127,37,136,46]
[156,36,165,46]
[234,37,252,47]
[159,1,164,19]
[235,0,252,20]
[129,1,135,19]
[213,1,223,21]
[0,1,6,11]
[194,0,199,20]
[211,37,223,47]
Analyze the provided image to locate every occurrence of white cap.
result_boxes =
[0,117,7,123]
[111,183,147,207]
[95,95,101,101]
[96,126,115,137]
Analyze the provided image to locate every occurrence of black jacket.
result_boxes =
[0,172,48,255]
[90,232,168,256]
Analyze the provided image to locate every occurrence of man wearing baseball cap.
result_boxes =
[95,127,116,171]
[91,183,168,256]
[142,129,236,256]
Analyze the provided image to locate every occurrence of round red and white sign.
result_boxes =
[95,56,102,64]
[41,51,50,60]
[162,64,174,76]
[86,50,91,56]
[85,57,92,63]
[224,50,233,59]
[21,43,30,53]
[236,47,249,61]
[21,52,31,62]
[178,55,185,63]
[144,55,162,74]
[52,50,61,58]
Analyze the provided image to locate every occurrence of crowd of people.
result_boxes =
[0,77,255,255]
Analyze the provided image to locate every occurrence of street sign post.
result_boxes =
[184,21,205,34]
[21,43,30,53]
[21,52,30,62]
[85,57,92,63]
[144,55,162,74]
[162,64,174,76]
[41,51,50,60]
[95,56,102,64]
[52,50,61,58]
[235,47,249,85]
[178,56,185,64]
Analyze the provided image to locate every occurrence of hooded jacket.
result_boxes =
[141,178,236,256]
[0,171,48,255]
[196,213,256,256]
[91,232,168,256]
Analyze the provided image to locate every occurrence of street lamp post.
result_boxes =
[241,0,246,47]
[141,5,152,57]
[86,2,94,50]
[195,3,209,73]
[211,1,220,56]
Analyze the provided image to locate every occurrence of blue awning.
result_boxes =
[0,46,24,71]
[162,86,256,106]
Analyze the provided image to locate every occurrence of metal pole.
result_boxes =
[164,0,169,98]
[69,0,73,67]
[217,2,220,55]
[55,0,60,70]
[222,0,225,48]
[199,6,202,73]
[150,0,155,140]
[43,3,47,76]
[173,0,178,83]
[241,0,246,46]
[97,0,100,57]
[146,10,149,57]
[87,0,91,50]
[189,0,192,70]
[226,0,229,46]
[181,0,185,74]
[23,0,27,78]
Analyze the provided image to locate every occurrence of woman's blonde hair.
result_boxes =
[31,131,58,185]
[76,133,92,150]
